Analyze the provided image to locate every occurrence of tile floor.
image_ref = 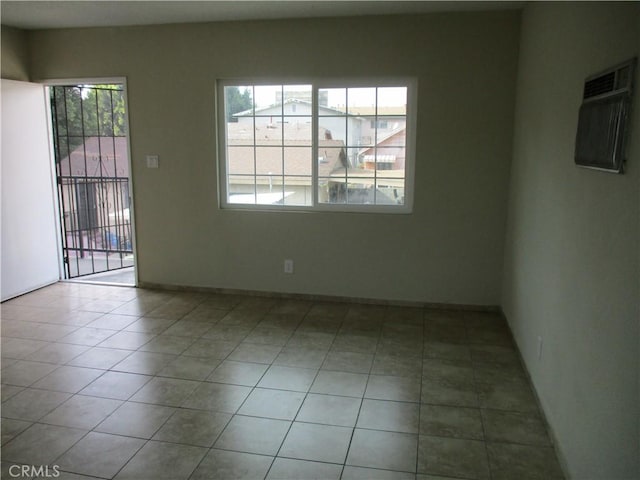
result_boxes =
[1,282,565,480]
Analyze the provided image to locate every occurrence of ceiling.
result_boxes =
[1,1,523,30]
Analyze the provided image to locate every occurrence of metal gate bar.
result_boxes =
[50,84,133,279]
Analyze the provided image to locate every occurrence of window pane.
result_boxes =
[318,117,347,144]
[227,122,254,146]
[346,179,375,205]
[376,121,406,146]
[284,147,312,176]
[256,175,285,205]
[342,147,363,171]
[228,175,256,204]
[376,146,406,172]
[227,146,254,175]
[319,88,346,114]
[256,146,283,175]
[318,177,347,204]
[283,176,312,206]
[347,150,375,178]
[253,85,282,110]
[225,85,253,122]
[348,168,376,185]
[283,85,312,113]
[318,147,347,178]
[375,179,405,205]
[347,87,376,116]
[359,147,405,173]
[256,122,282,145]
[351,116,375,147]
[377,87,407,114]
[283,117,312,145]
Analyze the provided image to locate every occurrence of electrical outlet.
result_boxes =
[537,336,543,360]
[146,155,159,168]
[284,259,294,274]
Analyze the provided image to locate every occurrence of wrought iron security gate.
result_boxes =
[50,84,134,279]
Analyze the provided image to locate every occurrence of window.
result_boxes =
[217,80,416,212]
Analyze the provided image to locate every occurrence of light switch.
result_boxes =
[146,155,159,168]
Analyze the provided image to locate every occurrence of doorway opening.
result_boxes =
[49,82,135,286]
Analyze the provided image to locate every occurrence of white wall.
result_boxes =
[1,79,60,300]
[502,3,639,478]
[27,11,520,306]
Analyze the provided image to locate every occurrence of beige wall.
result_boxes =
[1,26,29,80]
[28,12,520,305]
[502,2,639,478]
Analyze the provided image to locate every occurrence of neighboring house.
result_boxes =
[233,99,368,153]
[274,89,328,106]
[226,123,345,177]
[226,120,404,205]
[233,99,344,122]
[58,136,129,178]
[347,105,406,147]
[359,127,406,170]
[226,121,346,204]
[57,136,131,253]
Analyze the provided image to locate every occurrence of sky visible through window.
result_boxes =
[241,85,407,110]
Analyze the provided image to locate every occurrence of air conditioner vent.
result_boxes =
[615,64,633,89]
[583,72,615,99]
[575,58,636,173]
[582,60,635,101]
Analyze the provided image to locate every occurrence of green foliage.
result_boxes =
[51,85,127,158]
[225,86,252,122]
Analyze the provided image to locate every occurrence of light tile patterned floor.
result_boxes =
[1,282,565,479]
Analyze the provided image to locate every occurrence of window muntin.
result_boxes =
[219,81,414,212]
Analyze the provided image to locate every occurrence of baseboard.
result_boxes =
[499,307,572,480]
[137,280,501,312]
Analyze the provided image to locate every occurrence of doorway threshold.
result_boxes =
[65,266,135,287]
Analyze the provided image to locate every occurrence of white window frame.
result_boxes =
[216,78,417,214]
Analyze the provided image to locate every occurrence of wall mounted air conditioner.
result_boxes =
[574,58,636,173]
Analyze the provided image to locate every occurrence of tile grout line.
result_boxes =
[262,301,328,480]
[2,286,565,480]
[464,314,495,480]
[415,310,426,477]
[339,307,383,478]
[107,294,222,480]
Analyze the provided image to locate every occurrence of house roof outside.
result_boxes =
[233,99,355,118]
[360,126,407,155]
[226,122,345,178]
[346,106,407,116]
[226,121,405,185]
[59,137,129,178]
